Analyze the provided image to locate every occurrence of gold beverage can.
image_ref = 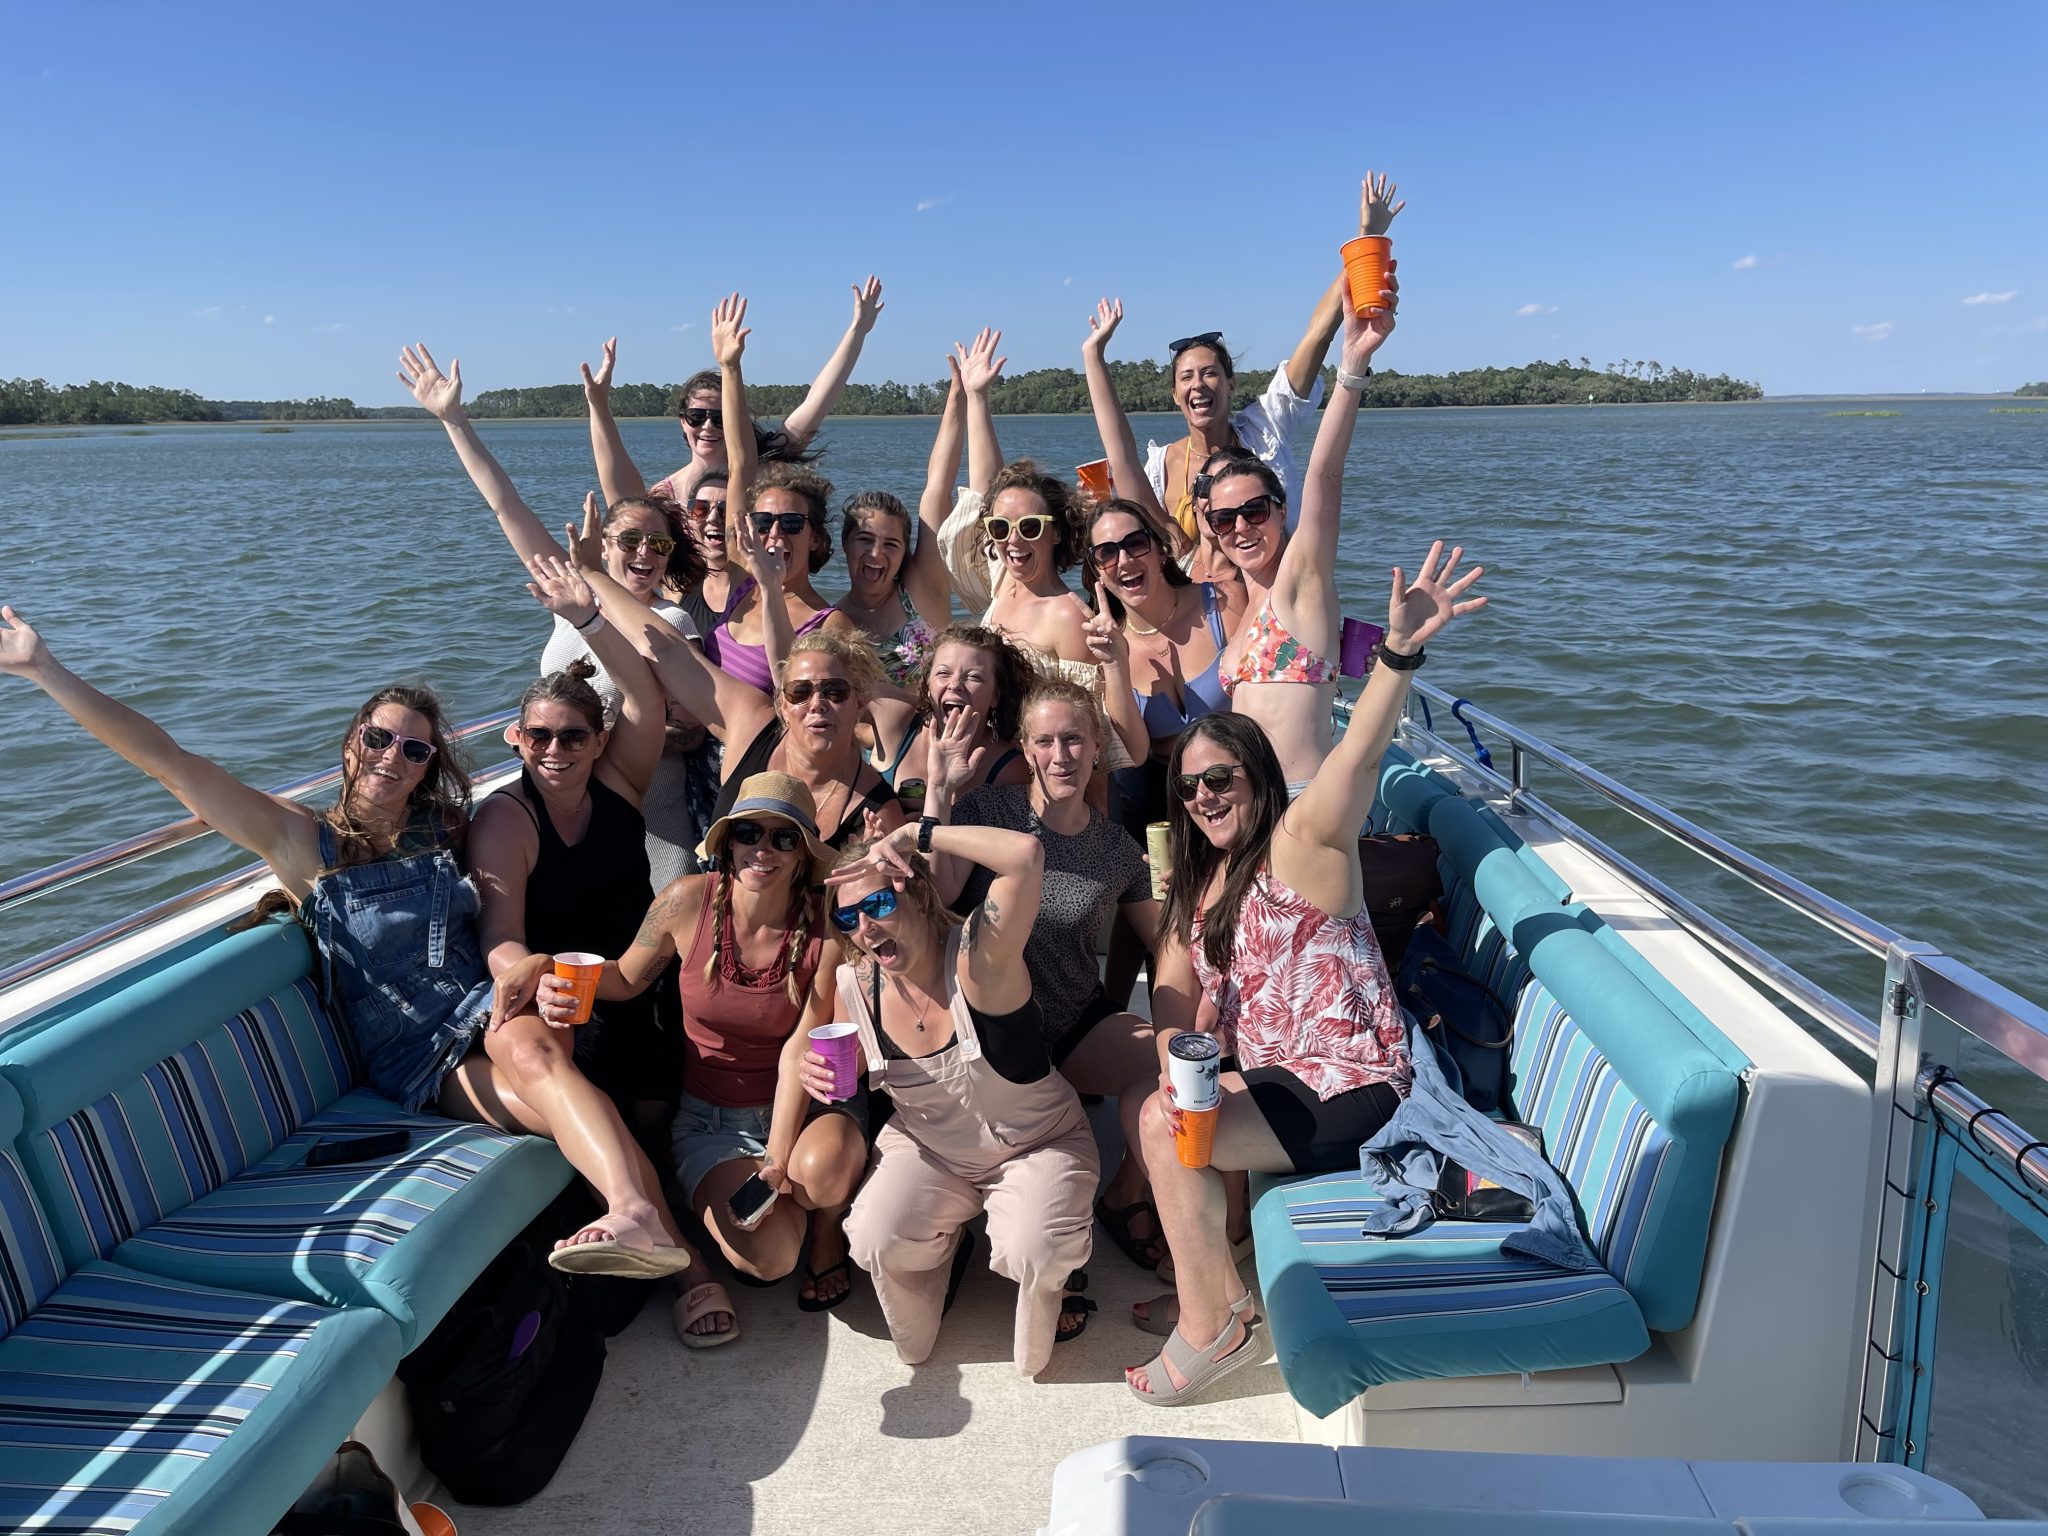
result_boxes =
[1146,821,1171,901]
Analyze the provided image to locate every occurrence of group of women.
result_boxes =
[3,171,1496,1404]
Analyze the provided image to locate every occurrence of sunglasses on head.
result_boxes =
[610,528,676,556]
[983,514,1050,543]
[783,677,854,706]
[1169,330,1224,354]
[681,407,724,429]
[357,723,436,765]
[751,512,809,537]
[519,724,595,751]
[727,819,804,853]
[1203,494,1279,535]
[1089,528,1154,567]
[830,887,900,932]
[1172,763,1245,800]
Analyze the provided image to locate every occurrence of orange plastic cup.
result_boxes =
[1175,1104,1219,1169]
[411,1503,458,1536]
[1340,235,1394,316]
[1076,459,1114,502]
[552,952,604,1026]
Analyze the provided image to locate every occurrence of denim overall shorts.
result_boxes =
[302,820,495,1112]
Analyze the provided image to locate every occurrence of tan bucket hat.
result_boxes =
[699,770,838,884]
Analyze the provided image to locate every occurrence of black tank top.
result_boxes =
[709,720,896,849]
[496,769,656,1029]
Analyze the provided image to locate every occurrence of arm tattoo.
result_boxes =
[632,883,686,951]
[964,893,999,949]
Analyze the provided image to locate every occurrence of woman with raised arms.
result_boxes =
[0,603,698,1285]
[1122,540,1485,1406]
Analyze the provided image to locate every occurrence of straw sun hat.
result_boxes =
[699,771,838,884]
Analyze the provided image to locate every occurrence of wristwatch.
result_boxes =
[1375,640,1425,672]
[1336,366,1374,391]
[916,816,940,854]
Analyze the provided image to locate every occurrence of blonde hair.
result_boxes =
[773,628,884,699]
[1019,675,1106,751]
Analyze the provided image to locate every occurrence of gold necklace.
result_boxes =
[1124,588,1176,638]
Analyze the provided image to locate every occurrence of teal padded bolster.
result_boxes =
[1378,754,1458,833]
[1566,905,1751,1077]
[1425,794,1560,941]
[0,1260,400,1536]
[0,920,320,1132]
[1473,802,1575,901]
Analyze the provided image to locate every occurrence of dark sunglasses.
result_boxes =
[752,512,810,537]
[357,723,436,765]
[1169,330,1224,354]
[1172,763,1245,800]
[1203,494,1279,535]
[687,498,725,518]
[830,887,900,931]
[519,724,595,751]
[727,819,803,853]
[1088,528,1154,567]
[783,678,854,706]
[983,514,1050,543]
[611,529,677,556]
[681,407,724,429]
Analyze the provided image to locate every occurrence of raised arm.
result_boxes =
[1081,299,1167,520]
[399,344,571,572]
[1286,541,1485,851]
[715,294,759,517]
[525,545,665,800]
[778,276,885,447]
[956,328,1007,498]
[0,607,318,890]
[903,356,967,622]
[1281,173,1403,398]
[580,337,651,504]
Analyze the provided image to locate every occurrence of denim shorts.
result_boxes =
[670,1087,869,1205]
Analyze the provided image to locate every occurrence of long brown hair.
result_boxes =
[1080,496,1191,622]
[605,493,707,597]
[751,464,836,573]
[1159,713,1290,976]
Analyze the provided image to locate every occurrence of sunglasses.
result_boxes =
[830,887,900,932]
[1169,330,1224,354]
[983,514,1051,543]
[687,498,725,518]
[610,529,677,556]
[1088,528,1154,567]
[519,724,595,751]
[1172,763,1245,800]
[357,723,436,765]
[783,678,854,706]
[1203,494,1279,535]
[727,819,804,853]
[681,407,724,429]
[751,512,810,538]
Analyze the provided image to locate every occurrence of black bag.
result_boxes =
[1433,1120,1545,1223]
[397,1234,606,1505]
[1359,833,1445,972]
[1398,924,1517,1117]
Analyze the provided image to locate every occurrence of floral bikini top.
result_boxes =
[1221,592,1337,697]
[874,588,939,690]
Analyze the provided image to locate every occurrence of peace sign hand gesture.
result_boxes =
[397,343,463,420]
[953,328,1006,395]
[564,492,608,573]
[1386,540,1487,655]
[1084,582,1130,672]
[711,293,750,368]
[580,337,617,409]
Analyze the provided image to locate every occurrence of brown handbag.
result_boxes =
[1359,833,1444,970]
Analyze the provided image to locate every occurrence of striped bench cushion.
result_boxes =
[1258,1171,1649,1403]
[0,1262,398,1536]
[1512,986,1676,1293]
[109,1090,571,1349]
[34,981,351,1266]
[0,1152,64,1341]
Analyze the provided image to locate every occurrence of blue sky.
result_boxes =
[3,1,2043,400]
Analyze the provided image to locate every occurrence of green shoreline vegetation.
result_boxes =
[3,358,1766,427]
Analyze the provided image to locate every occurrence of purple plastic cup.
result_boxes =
[809,1023,861,1101]
[1340,618,1384,679]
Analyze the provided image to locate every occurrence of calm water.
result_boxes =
[3,401,2046,1503]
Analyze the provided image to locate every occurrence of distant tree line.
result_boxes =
[2018,381,2048,397]
[3,358,1761,427]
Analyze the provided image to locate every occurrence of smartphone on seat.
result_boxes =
[304,1129,410,1166]
[727,1172,778,1231]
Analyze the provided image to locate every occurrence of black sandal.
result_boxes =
[1093,1196,1166,1272]
[796,1257,855,1313]
[1056,1270,1096,1344]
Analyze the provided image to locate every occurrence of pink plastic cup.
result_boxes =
[1340,618,1384,679]
[809,1023,861,1101]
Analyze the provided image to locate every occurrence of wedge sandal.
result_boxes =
[1124,1306,1259,1406]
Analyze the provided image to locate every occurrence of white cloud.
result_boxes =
[914,197,942,213]
[1514,303,1558,317]
[1851,321,1893,342]
[1963,291,2018,306]
[313,322,347,334]
[1732,255,1759,271]
[670,321,696,333]
[195,305,222,318]
[262,314,275,326]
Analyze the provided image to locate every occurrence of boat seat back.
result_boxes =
[0,1077,64,1339]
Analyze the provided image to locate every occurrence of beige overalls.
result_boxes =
[838,932,1098,1377]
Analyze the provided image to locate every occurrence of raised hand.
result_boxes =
[953,327,1006,394]
[580,337,617,408]
[1084,581,1131,671]
[711,293,750,368]
[929,704,991,801]
[1082,297,1124,360]
[1386,540,1487,654]
[1361,170,1406,236]
[564,492,608,572]
[850,275,885,337]
[525,551,599,626]
[823,817,923,891]
[0,605,53,678]
[397,343,464,419]
[1341,259,1399,371]
[732,493,786,590]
